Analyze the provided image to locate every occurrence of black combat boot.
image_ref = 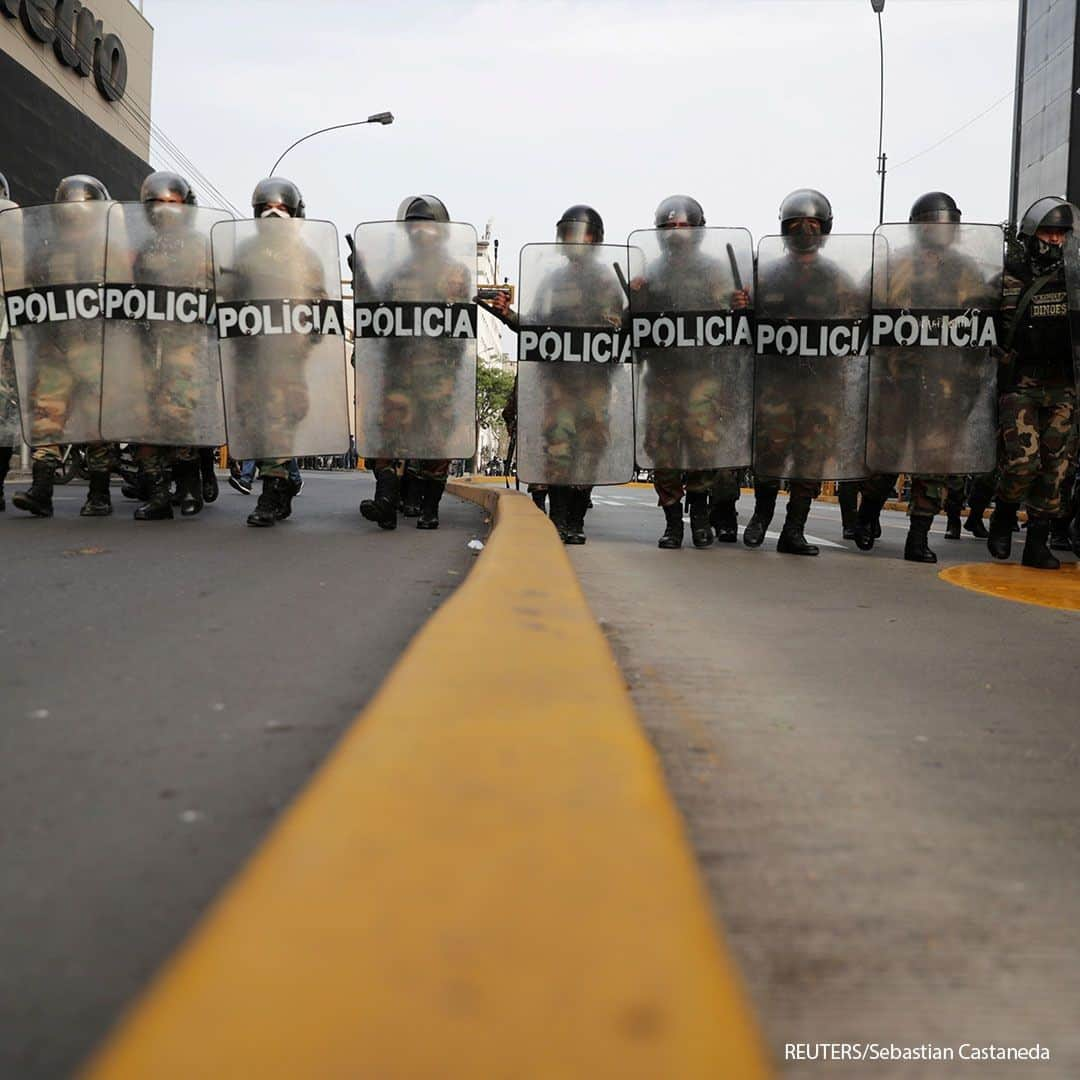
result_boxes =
[838,481,859,540]
[1022,515,1061,570]
[944,513,962,540]
[687,491,713,548]
[964,501,990,539]
[852,497,883,551]
[199,448,219,503]
[530,489,547,513]
[548,487,571,542]
[1049,517,1073,552]
[743,490,776,548]
[0,445,11,511]
[360,467,399,530]
[399,468,421,518]
[986,501,1018,560]
[80,470,112,517]
[247,476,288,527]
[417,475,447,530]
[709,497,738,543]
[776,495,819,556]
[563,488,588,545]
[133,465,174,521]
[172,459,203,517]
[658,501,684,549]
[904,515,937,563]
[13,460,56,517]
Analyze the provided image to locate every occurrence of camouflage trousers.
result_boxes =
[135,444,198,468]
[752,477,822,502]
[368,458,450,481]
[861,473,966,518]
[32,442,114,470]
[654,468,720,507]
[995,384,1078,515]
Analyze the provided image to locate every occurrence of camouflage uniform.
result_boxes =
[860,243,995,524]
[635,245,744,508]
[356,239,472,486]
[994,262,1077,516]
[752,251,861,505]
[0,339,17,505]
[228,226,327,481]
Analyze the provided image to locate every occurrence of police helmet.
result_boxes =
[654,194,705,229]
[1018,196,1075,242]
[140,170,191,205]
[779,188,833,234]
[909,191,961,224]
[556,204,604,243]
[55,174,111,202]
[252,177,304,219]
[397,194,450,222]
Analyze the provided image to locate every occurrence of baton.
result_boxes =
[726,243,744,293]
[614,262,631,300]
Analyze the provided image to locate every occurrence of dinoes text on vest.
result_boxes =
[1,0,128,102]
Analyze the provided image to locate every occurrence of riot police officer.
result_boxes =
[359,195,469,531]
[988,197,1078,569]
[0,170,17,511]
[12,174,114,518]
[854,191,994,563]
[746,188,855,556]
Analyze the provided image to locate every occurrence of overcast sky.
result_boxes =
[141,0,1021,276]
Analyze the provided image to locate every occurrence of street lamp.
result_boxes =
[872,0,886,223]
[268,112,394,177]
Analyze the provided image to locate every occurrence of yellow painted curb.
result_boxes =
[939,561,1080,613]
[84,486,772,1079]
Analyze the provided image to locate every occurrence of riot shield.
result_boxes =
[100,202,232,446]
[353,219,477,459]
[1060,234,1080,395]
[628,227,754,471]
[752,233,876,481]
[0,200,109,446]
[0,200,18,448]
[516,243,633,486]
[866,223,1002,475]
[211,218,350,461]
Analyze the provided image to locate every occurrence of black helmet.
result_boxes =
[654,194,705,229]
[1019,196,1075,271]
[397,194,450,222]
[909,191,961,224]
[55,174,111,202]
[252,177,304,219]
[779,188,833,234]
[1018,196,1075,241]
[556,204,604,244]
[140,170,191,204]
[0,171,9,202]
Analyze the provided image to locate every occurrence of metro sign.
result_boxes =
[2,0,128,102]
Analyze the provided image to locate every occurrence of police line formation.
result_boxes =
[0,170,1078,571]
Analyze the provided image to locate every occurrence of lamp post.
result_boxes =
[872,0,886,224]
[268,112,394,177]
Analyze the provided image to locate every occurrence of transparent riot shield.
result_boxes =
[866,223,1002,475]
[628,227,754,471]
[0,200,19,449]
[752,233,876,481]
[0,201,109,447]
[100,203,232,446]
[353,220,477,459]
[211,218,350,461]
[1059,233,1080,396]
[516,243,633,486]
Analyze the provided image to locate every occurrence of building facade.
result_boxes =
[1,0,153,205]
[1010,0,1080,222]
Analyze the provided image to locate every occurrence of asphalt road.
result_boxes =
[571,486,1080,1078]
[0,472,485,1080]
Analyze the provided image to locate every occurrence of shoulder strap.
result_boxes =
[1005,271,1057,350]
